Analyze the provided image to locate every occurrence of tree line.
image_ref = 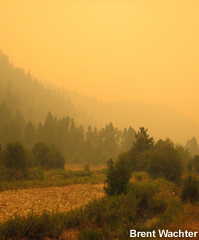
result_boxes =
[104,127,193,196]
[0,101,135,165]
[104,127,199,206]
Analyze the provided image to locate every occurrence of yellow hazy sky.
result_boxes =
[0,1,199,123]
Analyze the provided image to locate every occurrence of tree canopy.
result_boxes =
[133,127,154,153]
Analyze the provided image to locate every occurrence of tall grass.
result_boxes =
[0,168,105,192]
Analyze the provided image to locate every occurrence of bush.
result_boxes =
[32,142,65,169]
[0,211,64,239]
[129,181,158,210]
[148,145,183,183]
[0,179,173,239]
[84,163,90,172]
[26,167,44,180]
[3,141,27,171]
[0,164,25,181]
[48,145,65,169]
[158,197,183,226]
[32,142,49,167]
[104,158,132,196]
[79,229,102,240]
[192,155,199,173]
[181,176,199,203]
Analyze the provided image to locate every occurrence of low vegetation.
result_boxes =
[103,158,132,196]
[0,165,106,192]
[1,127,199,239]
[0,177,193,240]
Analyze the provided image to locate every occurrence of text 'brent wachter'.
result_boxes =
[130,229,198,238]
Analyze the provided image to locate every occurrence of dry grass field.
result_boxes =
[2,169,199,240]
[65,164,106,171]
[0,183,105,223]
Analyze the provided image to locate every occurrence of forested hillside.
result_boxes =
[65,91,199,143]
[1,50,199,145]
[0,50,79,123]
[0,100,135,164]
[1,50,199,165]
[0,50,136,164]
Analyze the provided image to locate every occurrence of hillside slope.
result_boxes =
[65,91,199,144]
[0,50,83,124]
[1,50,198,144]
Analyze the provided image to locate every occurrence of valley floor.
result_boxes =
[0,183,104,223]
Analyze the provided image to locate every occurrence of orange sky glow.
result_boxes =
[0,0,199,124]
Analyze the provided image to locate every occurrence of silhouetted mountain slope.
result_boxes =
[65,91,199,144]
[1,50,198,144]
[0,50,77,123]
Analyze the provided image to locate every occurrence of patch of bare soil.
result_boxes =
[0,183,104,223]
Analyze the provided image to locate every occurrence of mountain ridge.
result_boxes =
[0,50,198,144]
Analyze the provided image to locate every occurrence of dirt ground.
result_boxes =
[0,183,105,223]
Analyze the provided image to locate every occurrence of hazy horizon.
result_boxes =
[1,1,199,129]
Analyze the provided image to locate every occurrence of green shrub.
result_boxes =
[32,142,65,169]
[26,167,44,180]
[96,168,106,174]
[148,147,183,183]
[79,229,102,240]
[150,195,167,212]
[133,172,145,181]
[158,197,183,226]
[0,179,171,239]
[84,163,90,172]
[129,181,158,211]
[3,141,27,171]
[104,158,132,196]
[192,155,199,173]
[72,170,92,177]
[166,197,183,216]
[181,176,199,203]
[0,165,25,181]
[0,211,64,239]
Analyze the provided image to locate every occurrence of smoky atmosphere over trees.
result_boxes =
[0,50,198,166]
[0,51,136,165]
[1,1,199,239]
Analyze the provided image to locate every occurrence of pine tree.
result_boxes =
[133,127,154,153]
